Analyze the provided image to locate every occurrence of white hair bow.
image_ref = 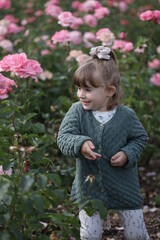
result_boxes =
[90,46,111,60]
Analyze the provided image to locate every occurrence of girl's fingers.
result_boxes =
[87,141,95,150]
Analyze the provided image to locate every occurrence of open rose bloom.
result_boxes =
[0,53,43,82]
[0,73,17,99]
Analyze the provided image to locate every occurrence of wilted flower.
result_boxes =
[39,70,53,80]
[76,54,91,66]
[66,49,83,61]
[134,44,147,53]
[85,174,95,183]
[96,28,115,47]
[0,165,12,176]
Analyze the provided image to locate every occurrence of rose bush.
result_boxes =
[0,0,160,239]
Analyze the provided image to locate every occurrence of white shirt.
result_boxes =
[92,107,116,124]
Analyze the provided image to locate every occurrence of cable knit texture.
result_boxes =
[57,102,148,210]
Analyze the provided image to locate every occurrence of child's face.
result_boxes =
[77,82,112,111]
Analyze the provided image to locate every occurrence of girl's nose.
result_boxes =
[77,89,85,99]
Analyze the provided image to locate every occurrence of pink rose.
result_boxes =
[148,59,160,69]
[119,2,128,12]
[70,17,83,29]
[58,11,76,27]
[83,32,97,48]
[118,32,125,39]
[0,53,43,82]
[41,49,50,56]
[153,10,160,24]
[4,14,19,23]
[7,23,21,34]
[69,31,82,45]
[0,73,17,99]
[122,41,134,52]
[94,7,110,19]
[34,10,43,17]
[0,0,11,9]
[51,30,70,44]
[157,46,160,54]
[83,14,97,27]
[112,40,134,52]
[0,53,28,72]
[45,5,62,19]
[72,1,82,10]
[45,0,59,7]
[150,73,160,87]
[81,0,102,12]
[16,60,43,82]
[0,39,13,52]
[139,10,153,21]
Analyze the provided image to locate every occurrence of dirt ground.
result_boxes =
[102,208,160,240]
[102,160,160,240]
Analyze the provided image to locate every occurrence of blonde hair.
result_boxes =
[73,50,122,110]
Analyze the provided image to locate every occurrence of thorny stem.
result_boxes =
[12,113,17,132]
[25,78,29,114]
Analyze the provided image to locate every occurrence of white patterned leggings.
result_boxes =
[79,209,150,240]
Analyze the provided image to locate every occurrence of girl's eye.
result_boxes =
[85,88,91,92]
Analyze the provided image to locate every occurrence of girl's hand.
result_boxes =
[110,151,128,167]
[81,141,101,160]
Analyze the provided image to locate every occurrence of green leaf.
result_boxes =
[23,113,37,124]
[31,193,44,213]
[9,223,23,240]
[22,195,33,214]
[37,174,47,189]
[90,199,108,220]
[48,173,62,187]
[0,178,10,201]
[34,122,46,133]
[21,175,34,192]
[0,231,10,240]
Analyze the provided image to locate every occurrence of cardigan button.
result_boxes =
[101,188,104,192]
[98,149,101,153]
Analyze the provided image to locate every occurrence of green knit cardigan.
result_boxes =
[57,102,148,210]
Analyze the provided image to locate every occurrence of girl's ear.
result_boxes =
[106,85,116,97]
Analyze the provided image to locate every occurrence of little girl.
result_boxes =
[57,46,150,240]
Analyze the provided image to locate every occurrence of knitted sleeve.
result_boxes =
[121,109,149,169]
[57,103,92,157]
